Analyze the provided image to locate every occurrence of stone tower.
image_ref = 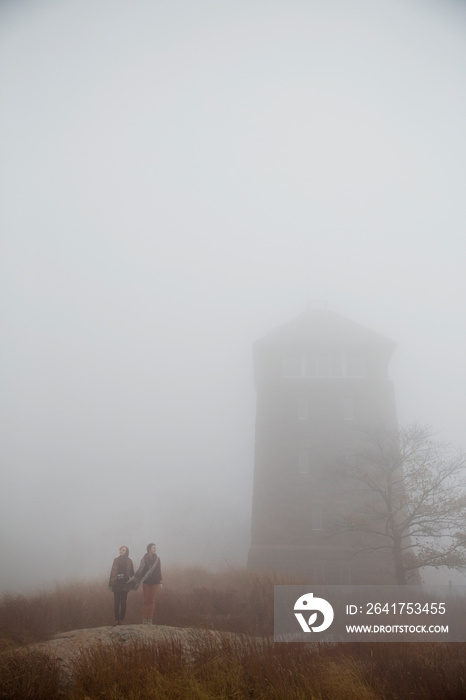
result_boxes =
[247,306,400,584]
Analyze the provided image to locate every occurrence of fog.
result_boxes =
[1,0,465,592]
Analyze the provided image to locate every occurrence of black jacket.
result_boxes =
[135,553,162,585]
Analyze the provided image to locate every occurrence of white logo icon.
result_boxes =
[294,592,334,632]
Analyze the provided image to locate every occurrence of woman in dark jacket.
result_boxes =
[133,543,162,625]
[108,546,134,625]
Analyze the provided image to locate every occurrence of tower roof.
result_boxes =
[256,308,396,350]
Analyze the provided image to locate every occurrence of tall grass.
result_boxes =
[1,636,465,699]
[0,580,112,646]
[0,647,61,700]
[0,566,284,644]
[1,567,465,699]
[61,639,466,700]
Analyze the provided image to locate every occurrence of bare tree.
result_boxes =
[333,424,466,584]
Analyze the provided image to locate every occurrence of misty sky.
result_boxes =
[1,0,466,592]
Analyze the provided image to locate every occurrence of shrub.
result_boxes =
[67,636,466,699]
[0,648,61,700]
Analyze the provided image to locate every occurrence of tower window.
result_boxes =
[311,504,322,530]
[344,398,355,421]
[312,562,325,583]
[283,354,365,378]
[297,397,308,420]
[304,355,318,377]
[318,355,330,377]
[346,356,365,377]
[330,354,343,376]
[283,357,301,377]
[340,564,351,585]
[298,448,310,473]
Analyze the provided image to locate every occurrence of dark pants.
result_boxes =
[113,588,128,621]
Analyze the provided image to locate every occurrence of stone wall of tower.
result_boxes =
[247,310,400,584]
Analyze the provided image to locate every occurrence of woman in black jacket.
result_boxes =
[108,546,134,625]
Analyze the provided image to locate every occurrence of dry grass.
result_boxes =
[0,580,111,646]
[0,567,465,699]
[2,636,463,700]
[0,565,282,644]
[0,647,61,700]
